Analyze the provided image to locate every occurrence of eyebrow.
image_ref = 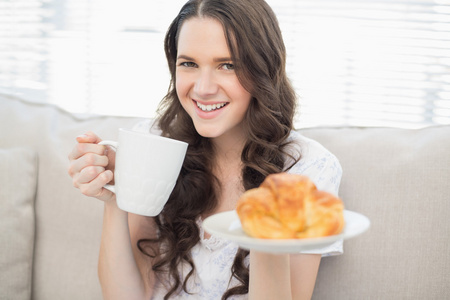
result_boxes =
[177,54,232,62]
[213,57,233,63]
[176,55,194,61]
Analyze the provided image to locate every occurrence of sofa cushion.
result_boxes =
[302,126,450,299]
[0,94,143,299]
[0,147,37,300]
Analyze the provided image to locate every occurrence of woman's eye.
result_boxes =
[222,63,234,71]
[180,61,196,68]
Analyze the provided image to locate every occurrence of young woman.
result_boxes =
[68,0,343,299]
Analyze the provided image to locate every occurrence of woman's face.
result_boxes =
[175,17,252,142]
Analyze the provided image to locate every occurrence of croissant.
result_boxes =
[236,173,345,239]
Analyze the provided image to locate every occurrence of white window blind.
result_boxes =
[1,0,449,129]
[270,0,450,128]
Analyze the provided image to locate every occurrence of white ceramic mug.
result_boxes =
[99,128,188,216]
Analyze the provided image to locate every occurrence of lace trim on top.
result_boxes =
[196,217,229,251]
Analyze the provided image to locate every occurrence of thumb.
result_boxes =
[96,170,116,202]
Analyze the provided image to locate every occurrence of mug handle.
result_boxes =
[98,140,118,193]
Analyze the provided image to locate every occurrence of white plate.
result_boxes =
[203,210,370,253]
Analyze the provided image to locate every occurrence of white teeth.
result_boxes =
[196,101,227,112]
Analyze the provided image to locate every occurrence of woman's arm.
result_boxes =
[68,132,155,299]
[249,251,321,300]
[290,254,321,299]
[98,201,156,300]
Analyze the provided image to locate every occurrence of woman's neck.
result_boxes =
[211,132,246,192]
[211,128,247,162]
[208,149,246,218]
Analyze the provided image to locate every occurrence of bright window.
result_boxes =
[1,0,449,128]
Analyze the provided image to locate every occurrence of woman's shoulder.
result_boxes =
[285,130,342,195]
[287,130,327,151]
[284,130,337,163]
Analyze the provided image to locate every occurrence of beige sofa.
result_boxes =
[1,93,449,300]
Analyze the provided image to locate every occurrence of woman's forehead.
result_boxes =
[177,17,231,58]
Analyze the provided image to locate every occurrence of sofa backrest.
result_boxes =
[1,93,449,299]
[302,126,450,299]
[0,94,143,299]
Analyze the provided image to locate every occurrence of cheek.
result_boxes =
[175,75,190,112]
[175,72,182,93]
[232,83,252,106]
[175,74,188,99]
[229,76,251,100]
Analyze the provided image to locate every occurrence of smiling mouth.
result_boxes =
[195,101,228,112]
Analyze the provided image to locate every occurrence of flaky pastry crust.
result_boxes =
[236,173,345,239]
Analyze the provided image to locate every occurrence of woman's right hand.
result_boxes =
[68,131,116,202]
[69,132,154,299]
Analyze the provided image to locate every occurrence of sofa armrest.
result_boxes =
[0,147,37,300]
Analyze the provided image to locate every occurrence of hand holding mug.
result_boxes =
[99,128,188,216]
[68,131,116,202]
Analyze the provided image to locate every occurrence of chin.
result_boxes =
[194,126,221,139]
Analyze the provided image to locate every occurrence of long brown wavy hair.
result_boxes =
[137,0,299,299]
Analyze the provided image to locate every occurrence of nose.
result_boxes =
[193,69,218,97]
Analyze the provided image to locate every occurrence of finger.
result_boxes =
[68,153,109,177]
[72,166,106,188]
[104,145,116,171]
[76,131,103,144]
[68,142,107,161]
[68,131,105,161]
[78,170,114,201]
